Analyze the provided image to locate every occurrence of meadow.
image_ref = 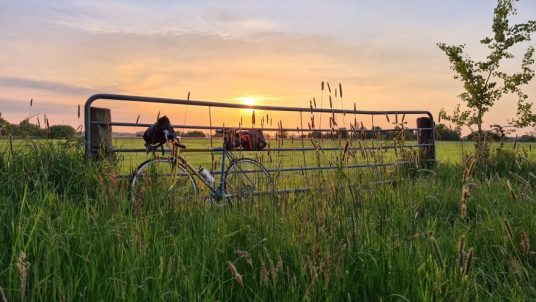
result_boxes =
[1,137,536,300]
[112,137,535,189]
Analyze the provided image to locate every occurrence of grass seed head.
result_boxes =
[520,231,530,258]
[463,248,474,276]
[16,251,30,302]
[342,140,350,162]
[506,180,517,200]
[227,261,243,286]
[260,258,269,284]
[460,186,470,220]
[463,157,477,183]
[458,235,465,268]
[234,250,253,267]
[460,203,467,220]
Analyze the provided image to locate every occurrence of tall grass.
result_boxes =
[0,139,535,300]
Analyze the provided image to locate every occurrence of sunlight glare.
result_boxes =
[238,97,257,106]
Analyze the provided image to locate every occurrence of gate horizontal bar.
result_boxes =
[118,159,429,179]
[85,94,434,116]
[93,121,433,133]
[110,143,434,154]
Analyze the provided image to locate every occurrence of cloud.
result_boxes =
[0,98,78,115]
[0,77,100,95]
[1,0,534,131]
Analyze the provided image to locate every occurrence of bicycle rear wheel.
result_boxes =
[129,158,197,206]
[224,158,275,203]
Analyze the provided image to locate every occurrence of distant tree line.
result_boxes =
[304,127,418,140]
[182,131,206,138]
[298,124,536,142]
[435,124,462,141]
[519,133,536,142]
[161,125,535,142]
[0,113,76,139]
[435,123,536,142]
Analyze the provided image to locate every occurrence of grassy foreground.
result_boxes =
[1,139,536,301]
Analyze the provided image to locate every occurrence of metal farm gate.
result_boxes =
[84,94,436,193]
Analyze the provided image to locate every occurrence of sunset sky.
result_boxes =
[1,0,535,133]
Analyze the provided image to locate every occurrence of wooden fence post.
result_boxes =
[416,117,435,166]
[90,107,112,157]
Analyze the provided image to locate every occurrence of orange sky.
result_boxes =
[1,0,535,134]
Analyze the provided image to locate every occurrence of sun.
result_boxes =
[238,97,257,106]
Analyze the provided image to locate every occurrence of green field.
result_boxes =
[3,137,534,169]
[112,137,535,177]
[1,138,536,300]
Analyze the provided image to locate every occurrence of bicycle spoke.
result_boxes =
[224,158,274,203]
[129,158,198,206]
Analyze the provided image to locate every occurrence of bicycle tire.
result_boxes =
[129,158,198,206]
[224,158,275,204]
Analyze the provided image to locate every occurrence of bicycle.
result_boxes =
[129,129,275,207]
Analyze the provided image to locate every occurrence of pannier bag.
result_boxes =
[143,116,176,148]
[224,129,267,151]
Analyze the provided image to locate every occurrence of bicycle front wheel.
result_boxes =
[129,158,198,206]
[224,158,275,203]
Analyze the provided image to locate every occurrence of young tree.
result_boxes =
[438,0,536,159]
